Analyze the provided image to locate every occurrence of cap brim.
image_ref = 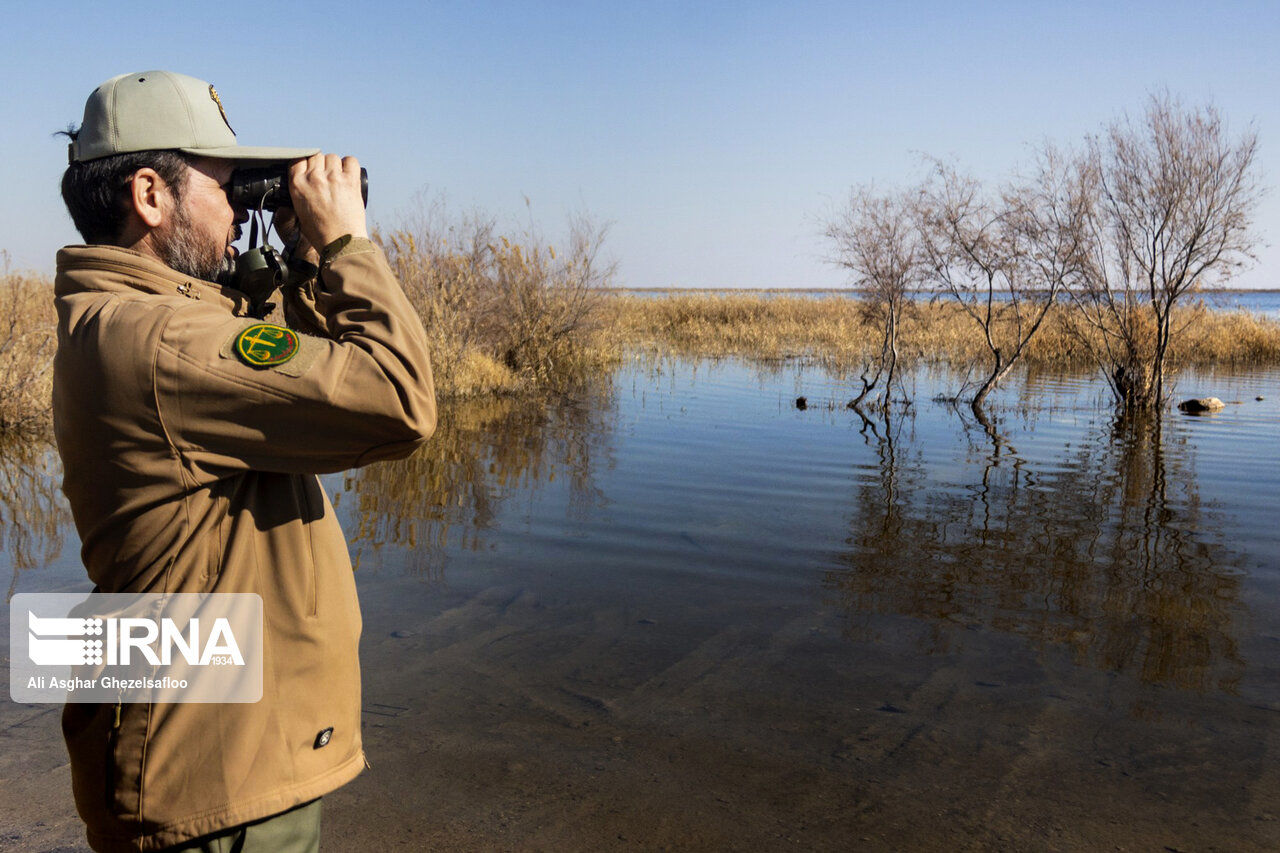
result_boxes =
[178,145,321,163]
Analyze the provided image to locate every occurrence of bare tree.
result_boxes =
[917,151,1087,416]
[1069,94,1262,409]
[826,187,923,409]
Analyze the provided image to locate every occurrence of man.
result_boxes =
[53,70,436,851]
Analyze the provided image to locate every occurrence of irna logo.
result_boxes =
[10,592,263,704]
[27,612,245,668]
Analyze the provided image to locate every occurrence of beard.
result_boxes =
[155,206,237,286]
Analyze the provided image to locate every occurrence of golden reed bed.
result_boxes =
[4,257,1279,432]
[605,292,1280,371]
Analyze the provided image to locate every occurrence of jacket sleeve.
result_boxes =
[153,239,437,476]
[279,258,329,338]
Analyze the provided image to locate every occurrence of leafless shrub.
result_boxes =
[825,187,923,408]
[917,148,1088,414]
[1068,94,1262,409]
[377,201,617,397]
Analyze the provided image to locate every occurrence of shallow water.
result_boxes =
[3,358,1279,850]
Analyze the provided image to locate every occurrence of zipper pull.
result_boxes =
[176,282,201,299]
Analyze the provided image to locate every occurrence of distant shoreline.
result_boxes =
[606,286,1280,295]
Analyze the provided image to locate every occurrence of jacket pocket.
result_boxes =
[293,475,321,617]
[104,701,122,812]
[202,489,229,586]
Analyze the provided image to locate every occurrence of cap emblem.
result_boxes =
[209,84,235,135]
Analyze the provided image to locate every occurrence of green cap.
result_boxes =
[69,70,320,164]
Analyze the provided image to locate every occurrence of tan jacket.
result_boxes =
[51,240,435,852]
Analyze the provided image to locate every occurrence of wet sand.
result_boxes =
[7,575,1277,852]
[336,575,1280,852]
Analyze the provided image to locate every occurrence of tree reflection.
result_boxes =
[827,407,1244,693]
[338,380,617,579]
[0,433,72,601]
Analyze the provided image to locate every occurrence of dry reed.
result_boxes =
[0,258,56,433]
[375,208,619,398]
[607,293,1280,372]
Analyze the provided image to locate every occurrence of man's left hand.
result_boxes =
[273,208,320,266]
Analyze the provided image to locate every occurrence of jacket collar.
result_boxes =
[55,244,252,315]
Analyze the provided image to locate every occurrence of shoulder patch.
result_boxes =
[231,323,299,369]
[219,322,326,377]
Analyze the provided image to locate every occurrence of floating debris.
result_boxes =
[1177,397,1225,414]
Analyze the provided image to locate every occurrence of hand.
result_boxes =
[272,208,320,266]
[287,154,369,251]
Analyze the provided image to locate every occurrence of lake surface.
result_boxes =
[1195,289,1280,319]
[2,357,1279,850]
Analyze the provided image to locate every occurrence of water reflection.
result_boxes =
[0,358,1252,699]
[339,379,617,578]
[828,408,1244,692]
[0,434,71,600]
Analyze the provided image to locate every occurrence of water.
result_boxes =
[1210,289,1280,319]
[2,359,1279,850]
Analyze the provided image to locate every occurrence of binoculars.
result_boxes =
[229,166,369,212]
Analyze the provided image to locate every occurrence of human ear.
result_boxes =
[129,168,169,229]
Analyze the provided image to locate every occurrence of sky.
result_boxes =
[3,1,1279,288]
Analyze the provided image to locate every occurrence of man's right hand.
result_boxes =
[288,153,369,252]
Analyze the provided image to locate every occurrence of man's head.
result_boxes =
[61,150,244,282]
[60,71,318,281]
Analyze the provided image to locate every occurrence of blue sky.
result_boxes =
[3,1,1278,288]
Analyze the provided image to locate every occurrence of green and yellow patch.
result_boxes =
[233,323,299,368]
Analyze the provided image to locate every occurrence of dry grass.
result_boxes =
[607,292,1280,372]
[0,259,56,433]
[607,293,861,362]
[375,209,620,398]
